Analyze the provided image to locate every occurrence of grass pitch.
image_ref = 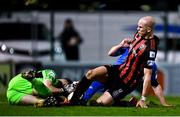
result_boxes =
[0,94,179,116]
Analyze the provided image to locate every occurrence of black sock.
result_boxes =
[70,75,92,105]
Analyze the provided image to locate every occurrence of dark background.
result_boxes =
[0,0,179,11]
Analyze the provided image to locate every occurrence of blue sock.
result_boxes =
[82,81,104,102]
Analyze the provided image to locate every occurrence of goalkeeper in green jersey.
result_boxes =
[6,69,72,106]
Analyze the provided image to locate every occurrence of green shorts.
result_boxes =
[7,89,33,105]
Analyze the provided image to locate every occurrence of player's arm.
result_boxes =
[43,79,64,94]
[108,47,128,56]
[136,68,152,108]
[152,84,172,106]
[142,68,152,99]
[32,88,38,95]
[150,64,172,106]
[108,38,131,56]
[137,47,157,108]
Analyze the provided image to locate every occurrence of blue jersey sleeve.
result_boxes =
[113,47,129,65]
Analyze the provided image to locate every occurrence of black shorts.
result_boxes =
[104,65,135,100]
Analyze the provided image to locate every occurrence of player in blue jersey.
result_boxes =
[80,47,170,107]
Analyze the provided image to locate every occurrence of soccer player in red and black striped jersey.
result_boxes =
[70,16,159,108]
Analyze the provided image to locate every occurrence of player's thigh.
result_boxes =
[7,90,26,105]
[86,66,108,83]
[96,91,114,106]
[20,95,41,105]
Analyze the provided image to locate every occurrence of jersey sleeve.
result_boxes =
[144,50,156,69]
[144,37,158,69]
[42,70,56,82]
[112,47,129,56]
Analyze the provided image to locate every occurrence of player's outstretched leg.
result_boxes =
[70,75,93,105]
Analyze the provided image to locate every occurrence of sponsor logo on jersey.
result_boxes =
[150,51,155,58]
[139,44,146,50]
[48,70,56,78]
[147,60,155,66]
[112,88,123,98]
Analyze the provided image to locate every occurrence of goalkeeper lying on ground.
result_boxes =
[6,69,76,106]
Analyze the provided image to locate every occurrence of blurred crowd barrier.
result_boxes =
[158,62,180,96]
[0,11,180,63]
[1,11,180,95]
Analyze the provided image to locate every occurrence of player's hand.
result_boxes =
[120,38,131,47]
[59,88,65,93]
[136,100,148,108]
[68,37,78,46]
[59,98,70,106]
[123,38,132,42]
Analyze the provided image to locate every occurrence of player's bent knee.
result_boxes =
[96,92,113,106]
[86,69,94,80]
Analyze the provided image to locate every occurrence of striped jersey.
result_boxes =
[119,33,158,88]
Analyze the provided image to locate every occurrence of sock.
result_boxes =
[70,75,92,105]
[82,81,104,102]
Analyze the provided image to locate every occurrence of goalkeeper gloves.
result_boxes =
[64,81,79,94]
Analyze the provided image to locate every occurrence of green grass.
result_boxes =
[0,94,179,116]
